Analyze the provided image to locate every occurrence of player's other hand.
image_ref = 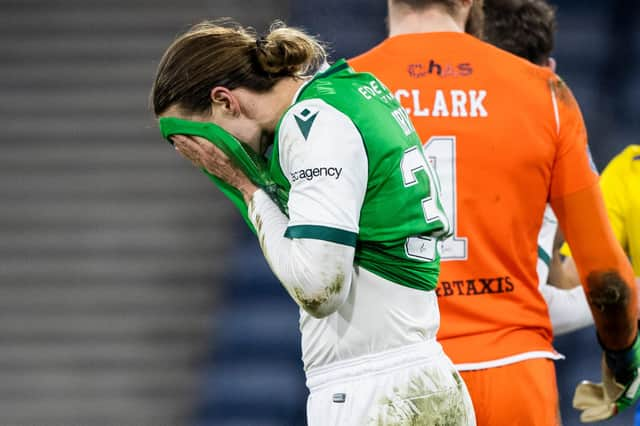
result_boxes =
[573,332,640,423]
[172,135,258,202]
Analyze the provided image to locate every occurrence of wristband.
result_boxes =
[600,323,640,384]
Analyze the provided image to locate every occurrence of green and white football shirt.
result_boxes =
[159,60,454,371]
[269,60,451,291]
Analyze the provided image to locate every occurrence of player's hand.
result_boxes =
[573,333,640,423]
[172,134,258,202]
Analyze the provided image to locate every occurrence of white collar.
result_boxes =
[289,61,331,105]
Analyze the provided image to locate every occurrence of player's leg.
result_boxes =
[461,358,560,426]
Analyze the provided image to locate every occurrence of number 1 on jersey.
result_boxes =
[423,136,468,260]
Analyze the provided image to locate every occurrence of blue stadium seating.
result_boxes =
[194,226,307,425]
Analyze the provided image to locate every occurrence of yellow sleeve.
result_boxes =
[560,148,630,257]
[599,151,629,252]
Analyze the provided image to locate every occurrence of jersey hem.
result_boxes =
[306,339,443,392]
[285,224,357,247]
[454,350,565,371]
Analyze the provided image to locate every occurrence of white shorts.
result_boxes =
[306,340,476,426]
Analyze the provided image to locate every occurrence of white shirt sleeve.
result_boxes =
[536,206,558,287]
[242,99,369,318]
[277,99,368,246]
[536,205,594,335]
[248,189,353,318]
[540,284,594,335]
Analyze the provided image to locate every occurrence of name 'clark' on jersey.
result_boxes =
[351,32,598,368]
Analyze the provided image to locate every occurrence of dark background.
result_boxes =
[2,1,637,425]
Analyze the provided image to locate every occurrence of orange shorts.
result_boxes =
[460,358,560,426]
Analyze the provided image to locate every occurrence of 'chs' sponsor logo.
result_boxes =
[408,60,473,79]
[395,89,488,118]
[291,167,343,182]
[435,275,515,297]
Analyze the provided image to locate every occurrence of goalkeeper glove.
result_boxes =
[573,328,640,423]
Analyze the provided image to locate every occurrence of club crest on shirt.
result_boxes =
[294,108,319,140]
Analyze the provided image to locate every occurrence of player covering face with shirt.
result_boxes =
[151,20,475,425]
[349,0,640,424]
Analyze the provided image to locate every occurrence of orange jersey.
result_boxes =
[350,32,599,365]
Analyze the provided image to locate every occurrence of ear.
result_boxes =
[210,87,241,117]
[548,57,557,73]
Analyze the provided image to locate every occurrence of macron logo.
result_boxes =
[294,108,319,140]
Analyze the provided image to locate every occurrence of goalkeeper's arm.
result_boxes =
[552,183,640,422]
[552,183,637,349]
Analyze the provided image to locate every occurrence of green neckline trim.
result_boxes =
[318,58,349,79]
[295,59,350,103]
[273,58,352,163]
